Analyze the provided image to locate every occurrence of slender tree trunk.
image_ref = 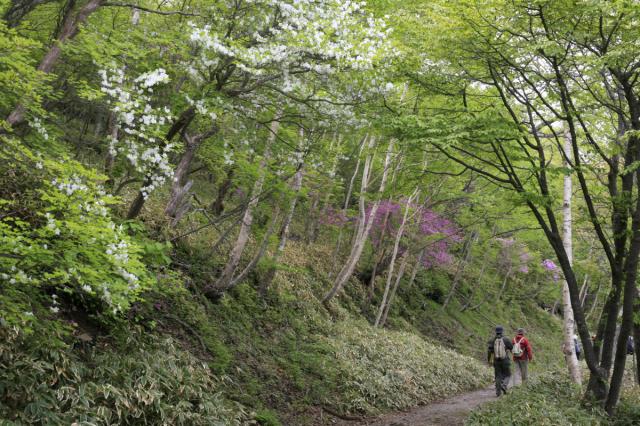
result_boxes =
[126,107,196,219]
[366,206,393,305]
[330,135,366,273]
[323,136,392,304]
[586,280,602,321]
[462,250,490,311]
[579,275,590,308]
[4,0,105,129]
[211,169,234,215]
[379,251,409,327]
[224,208,281,291]
[596,121,628,374]
[164,126,218,224]
[305,193,320,242]
[606,224,640,412]
[165,133,207,224]
[343,138,365,211]
[605,166,640,413]
[374,189,417,326]
[312,135,342,243]
[406,249,424,289]
[260,161,304,296]
[211,119,279,293]
[443,230,476,309]
[561,128,582,385]
[496,266,512,302]
[634,318,640,385]
[104,111,118,189]
[578,243,595,308]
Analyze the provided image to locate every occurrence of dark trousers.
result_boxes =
[493,358,511,396]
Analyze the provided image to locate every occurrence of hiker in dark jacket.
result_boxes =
[512,328,533,385]
[488,325,513,396]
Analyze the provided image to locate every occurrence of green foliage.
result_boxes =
[468,373,606,426]
[328,320,492,414]
[0,325,248,425]
[0,19,50,123]
[254,409,282,426]
[0,138,154,323]
[614,388,640,426]
[466,372,640,426]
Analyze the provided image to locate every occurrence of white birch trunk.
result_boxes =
[323,136,392,303]
[562,128,582,385]
[215,119,279,291]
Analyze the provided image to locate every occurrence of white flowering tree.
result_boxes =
[119,0,391,220]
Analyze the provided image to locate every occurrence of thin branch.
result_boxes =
[103,2,202,16]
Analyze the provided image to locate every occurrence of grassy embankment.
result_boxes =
[1,186,566,425]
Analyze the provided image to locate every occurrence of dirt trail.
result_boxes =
[338,387,495,426]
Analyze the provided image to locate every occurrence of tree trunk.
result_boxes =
[379,251,409,327]
[212,119,279,293]
[605,165,640,414]
[305,193,320,242]
[260,162,304,296]
[224,208,281,292]
[579,274,590,308]
[366,206,393,305]
[406,249,424,289]
[311,135,342,244]
[634,318,640,385]
[586,280,602,321]
[104,111,118,189]
[211,169,234,215]
[165,127,217,224]
[323,136,392,304]
[596,117,628,375]
[165,134,201,223]
[330,135,367,274]
[126,106,196,219]
[562,129,582,385]
[5,0,105,129]
[462,249,490,311]
[442,230,476,309]
[496,265,512,302]
[374,189,417,326]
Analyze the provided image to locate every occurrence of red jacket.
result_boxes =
[512,334,533,361]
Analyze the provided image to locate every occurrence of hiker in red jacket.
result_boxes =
[512,327,533,385]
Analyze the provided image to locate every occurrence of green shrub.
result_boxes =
[0,139,153,324]
[467,373,606,425]
[254,409,282,426]
[327,320,492,414]
[614,387,640,426]
[0,325,248,425]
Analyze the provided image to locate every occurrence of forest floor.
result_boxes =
[335,387,495,426]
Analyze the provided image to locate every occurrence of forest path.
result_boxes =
[337,387,495,426]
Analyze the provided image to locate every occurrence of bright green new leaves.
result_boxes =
[0,138,153,321]
[0,19,50,127]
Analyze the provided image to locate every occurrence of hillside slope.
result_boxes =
[2,228,564,425]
